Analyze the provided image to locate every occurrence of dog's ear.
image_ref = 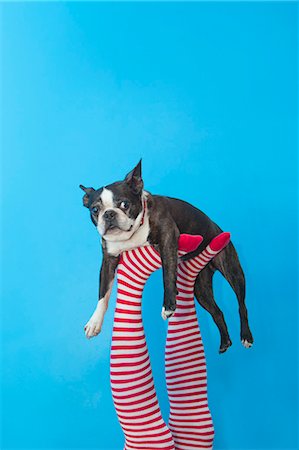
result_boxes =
[79,184,95,207]
[124,159,143,194]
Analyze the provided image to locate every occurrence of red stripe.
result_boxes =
[166,337,202,350]
[111,349,148,360]
[115,306,140,314]
[117,269,145,286]
[166,330,200,342]
[110,361,151,377]
[167,324,198,334]
[115,399,158,414]
[112,326,144,333]
[118,406,161,421]
[112,376,153,393]
[137,247,161,271]
[144,244,161,264]
[166,360,205,374]
[121,260,148,282]
[112,384,155,401]
[167,318,199,327]
[116,289,142,299]
[111,342,146,351]
[167,376,207,386]
[110,354,149,368]
[127,251,150,276]
[117,278,144,291]
[116,298,141,307]
[123,422,166,433]
[113,317,142,324]
[113,391,156,408]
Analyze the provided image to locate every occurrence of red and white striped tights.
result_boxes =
[110,233,230,450]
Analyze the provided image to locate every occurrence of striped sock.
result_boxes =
[110,233,230,450]
[166,233,230,450]
[110,246,175,450]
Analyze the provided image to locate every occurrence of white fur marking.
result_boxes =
[100,188,114,209]
[241,339,252,349]
[84,282,113,339]
[161,306,175,320]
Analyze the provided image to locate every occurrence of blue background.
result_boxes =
[1,2,298,450]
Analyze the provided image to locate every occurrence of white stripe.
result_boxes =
[114,311,141,321]
[166,371,206,385]
[111,372,152,389]
[110,357,149,373]
[167,319,199,331]
[167,379,207,390]
[122,418,166,432]
[170,432,214,442]
[112,379,154,398]
[176,282,194,293]
[168,395,207,408]
[119,409,161,425]
[113,387,157,406]
[112,323,144,331]
[114,299,141,310]
[166,365,206,378]
[165,354,205,370]
[111,346,147,357]
[140,247,162,268]
[110,365,149,382]
[114,395,156,413]
[117,273,145,289]
[169,409,212,425]
[117,403,158,419]
[116,293,142,303]
[111,353,149,366]
[121,255,148,281]
[166,335,203,350]
[135,247,161,272]
[117,284,143,296]
[166,328,200,342]
[165,344,202,359]
[128,251,153,276]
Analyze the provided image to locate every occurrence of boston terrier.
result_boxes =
[80,160,253,353]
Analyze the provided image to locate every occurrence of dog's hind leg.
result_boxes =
[194,266,232,353]
[214,242,253,348]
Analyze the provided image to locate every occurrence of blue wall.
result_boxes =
[1,2,297,450]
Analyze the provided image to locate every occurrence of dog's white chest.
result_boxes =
[105,217,150,256]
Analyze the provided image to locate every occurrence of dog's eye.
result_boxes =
[120,201,129,210]
[91,206,99,215]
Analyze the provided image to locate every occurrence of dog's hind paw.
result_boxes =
[161,306,175,320]
[219,339,232,354]
[241,339,253,349]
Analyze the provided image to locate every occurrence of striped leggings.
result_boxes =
[110,233,230,450]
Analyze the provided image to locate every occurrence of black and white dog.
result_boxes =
[80,161,253,353]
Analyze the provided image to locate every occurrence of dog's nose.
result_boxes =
[104,209,116,221]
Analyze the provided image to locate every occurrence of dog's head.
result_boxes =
[80,160,145,242]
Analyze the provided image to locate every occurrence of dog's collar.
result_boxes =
[128,198,146,239]
[140,199,147,226]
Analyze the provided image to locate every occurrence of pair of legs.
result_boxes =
[110,233,230,450]
[194,243,253,353]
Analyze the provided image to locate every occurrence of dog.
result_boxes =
[80,160,253,353]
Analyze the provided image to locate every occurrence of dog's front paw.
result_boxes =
[84,302,107,339]
[161,306,175,320]
[84,317,102,339]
